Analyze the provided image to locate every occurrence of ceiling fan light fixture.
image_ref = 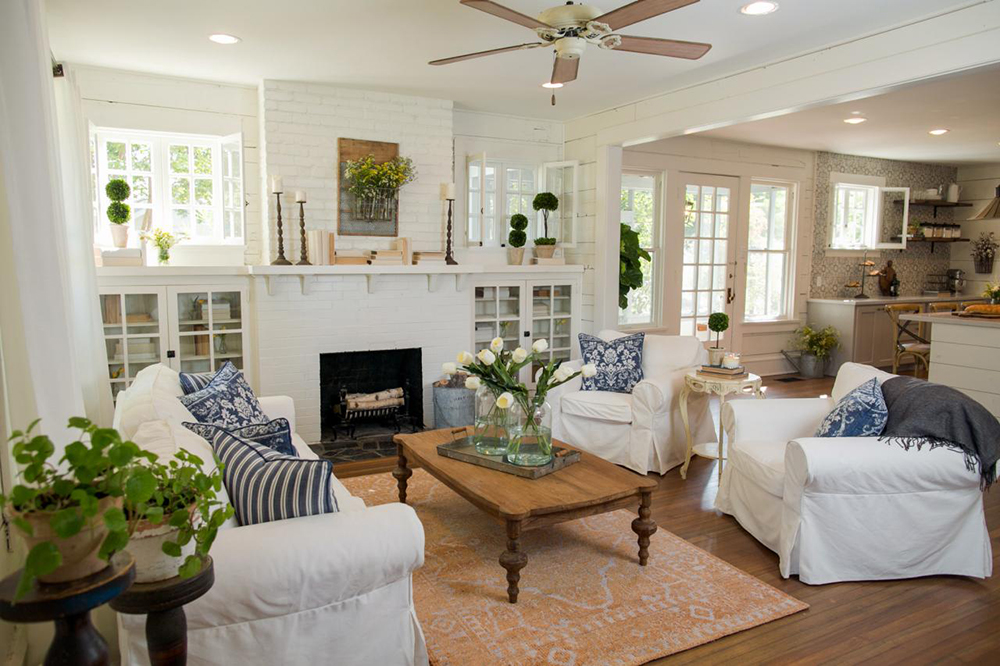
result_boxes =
[208,33,241,45]
[542,81,563,89]
[929,128,950,136]
[740,2,779,16]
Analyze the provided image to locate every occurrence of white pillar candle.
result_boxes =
[440,182,456,201]
[270,175,283,194]
[294,190,307,203]
[722,352,741,369]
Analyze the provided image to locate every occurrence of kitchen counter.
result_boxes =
[807,294,982,306]
[900,312,1000,329]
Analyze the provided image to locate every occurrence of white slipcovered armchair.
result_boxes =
[716,362,992,585]
[113,364,428,665]
[548,330,716,475]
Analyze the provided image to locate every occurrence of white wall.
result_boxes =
[72,66,263,264]
[623,136,815,375]
[950,164,1000,296]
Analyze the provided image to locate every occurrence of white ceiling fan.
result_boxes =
[430,0,712,90]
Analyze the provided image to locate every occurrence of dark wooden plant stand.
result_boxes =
[0,552,136,666]
[110,557,214,666]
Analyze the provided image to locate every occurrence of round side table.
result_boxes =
[679,370,764,481]
[0,552,135,666]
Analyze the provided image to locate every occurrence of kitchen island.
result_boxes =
[900,311,1000,417]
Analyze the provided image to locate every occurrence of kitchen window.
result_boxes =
[93,128,244,248]
[745,181,795,321]
[828,172,909,251]
[619,173,660,327]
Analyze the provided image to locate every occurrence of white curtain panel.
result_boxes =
[53,70,114,426]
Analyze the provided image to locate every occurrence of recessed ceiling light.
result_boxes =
[209,33,241,45]
[844,117,867,124]
[542,82,563,89]
[928,128,949,136]
[740,1,779,15]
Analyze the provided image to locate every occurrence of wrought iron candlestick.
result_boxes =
[272,192,291,265]
[445,198,458,265]
[296,202,310,265]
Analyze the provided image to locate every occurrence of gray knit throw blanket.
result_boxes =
[879,376,1000,490]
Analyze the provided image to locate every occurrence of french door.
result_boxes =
[676,174,739,346]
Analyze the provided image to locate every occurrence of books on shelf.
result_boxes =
[698,365,747,378]
[397,237,412,266]
[532,256,566,266]
[306,230,333,265]
[413,251,446,265]
[334,249,371,265]
[370,249,404,266]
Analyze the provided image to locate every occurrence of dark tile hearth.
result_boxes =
[312,441,398,464]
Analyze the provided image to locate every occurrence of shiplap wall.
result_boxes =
[950,164,1000,296]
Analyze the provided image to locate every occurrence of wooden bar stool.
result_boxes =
[884,304,930,376]
[929,302,959,313]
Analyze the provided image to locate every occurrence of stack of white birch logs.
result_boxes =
[344,387,404,412]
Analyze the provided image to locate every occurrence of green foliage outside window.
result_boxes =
[619,222,651,309]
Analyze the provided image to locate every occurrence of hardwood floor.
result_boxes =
[337,374,999,664]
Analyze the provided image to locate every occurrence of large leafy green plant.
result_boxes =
[619,222,651,309]
[792,325,841,360]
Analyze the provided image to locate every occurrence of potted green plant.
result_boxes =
[507,213,528,265]
[791,325,840,378]
[0,418,147,599]
[983,282,1000,305]
[140,228,187,265]
[532,192,559,258]
[126,449,232,583]
[342,155,417,221]
[707,312,730,366]
[106,179,131,248]
[619,222,651,310]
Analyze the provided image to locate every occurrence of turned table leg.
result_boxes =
[678,385,693,479]
[145,607,188,666]
[631,490,657,566]
[393,443,412,504]
[499,519,527,603]
[46,612,108,666]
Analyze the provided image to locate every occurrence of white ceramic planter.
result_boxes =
[507,247,525,265]
[129,520,194,583]
[110,224,129,248]
[707,347,725,366]
[533,245,556,259]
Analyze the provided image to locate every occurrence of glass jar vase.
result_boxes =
[473,385,511,456]
[507,400,553,467]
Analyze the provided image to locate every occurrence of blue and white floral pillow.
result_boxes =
[179,362,268,429]
[815,377,888,438]
[183,418,296,457]
[579,332,645,393]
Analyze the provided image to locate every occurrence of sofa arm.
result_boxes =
[722,398,831,444]
[259,395,296,433]
[785,437,981,496]
[632,371,682,415]
[184,503,424,629]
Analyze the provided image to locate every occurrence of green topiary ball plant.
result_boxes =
[708,312,729,349]
[509,213,528,248]
[532,192,559,241]
[105,178,131,226]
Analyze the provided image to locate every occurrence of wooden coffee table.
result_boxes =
[393,427,658,604]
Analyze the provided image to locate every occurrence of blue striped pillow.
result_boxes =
[201,427,339,526]
[179,370,216,395]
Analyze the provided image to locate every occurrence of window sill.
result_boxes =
[740,318,801,333]
[824,247,879,257]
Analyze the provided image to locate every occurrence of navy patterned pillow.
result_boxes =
[178,362,268,428]
[179,370,216,395]
[815,377,888,437]
[579,332,645,393]
[200,427,338,526]
[183,418,296,457]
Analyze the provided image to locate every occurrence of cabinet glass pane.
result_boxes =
[217,356,243,372]
[178,334,212,361]
[553,285,572,314]
[533,286,552,317]
[212,332,242,361]
[180,358,213,374]
[474,287,497,320]
[532,318,551,339]
[124,294,159,334]
[106,338,125,375]
[498,286,520,318]
[212,292,241,328]
[474,322,496,351]
[552,317,571,350]
[101,294,123,335]
[127,336,160,364]
[111,381,127,402]
[178,293,210,332]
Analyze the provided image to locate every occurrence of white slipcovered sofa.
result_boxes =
[113,364,428,665]
[716,362,992,585]
[548,330,716,475]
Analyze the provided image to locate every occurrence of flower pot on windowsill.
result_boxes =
[533,244,556,259]
[110,224,129,249]
[507,247,525,265]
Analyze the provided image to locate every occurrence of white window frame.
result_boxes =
[92,127,244,248]
[744,179,796,323]
[618,171,662,329]
[538,160,579,247]
[828,172,908,252]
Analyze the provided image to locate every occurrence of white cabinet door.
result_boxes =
[166,286,249,383]
[98,286,169,401]
[527,280,579,382]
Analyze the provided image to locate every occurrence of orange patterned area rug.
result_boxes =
[343,470,808,666]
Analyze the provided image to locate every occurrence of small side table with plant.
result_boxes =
[532,192,559,259]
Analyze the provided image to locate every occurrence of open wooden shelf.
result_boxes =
[891,236,970,253]
[895,199,972,218]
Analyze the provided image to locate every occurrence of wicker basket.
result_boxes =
[974,256,995,274]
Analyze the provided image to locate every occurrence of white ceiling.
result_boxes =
[699,66,1000,164]
[45,0,977,121]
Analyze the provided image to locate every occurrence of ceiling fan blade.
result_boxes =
[614,35,711,59]
[595,0,700,30]
[459,0,551,30]
[551,56,580,84]
[430,42,546,66]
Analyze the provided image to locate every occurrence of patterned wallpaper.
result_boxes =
[811,152,958,298]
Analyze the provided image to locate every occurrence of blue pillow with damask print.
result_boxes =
[815,377,888,438]
[178,362,268,429]
[579,332,645,394]
[183,418,296,457]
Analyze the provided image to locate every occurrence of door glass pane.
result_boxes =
[680,182,733,340]
[682,265,696,290]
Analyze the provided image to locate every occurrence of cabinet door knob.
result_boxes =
[167,350,176,359]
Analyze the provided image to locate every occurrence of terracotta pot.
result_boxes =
[507,247,525,265]
[110,224,129,248]
[129,516,195,583]
[707,347,725,366]
[533,245,556,259]
[10,496,120,584]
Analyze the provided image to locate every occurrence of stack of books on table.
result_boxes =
[698,365,747,379]
[334,250,370,266]
[369,250,404,266]
[412,251,447,265]
[532,256,565,266]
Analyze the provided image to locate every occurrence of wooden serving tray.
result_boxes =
[437,436,580,479]
[952,311,1000,319]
